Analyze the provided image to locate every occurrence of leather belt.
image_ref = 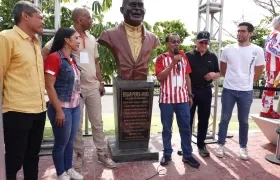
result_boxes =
[193,84,213,88]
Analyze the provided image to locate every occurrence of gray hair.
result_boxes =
[272,16,280,29]
[12,1,40,25]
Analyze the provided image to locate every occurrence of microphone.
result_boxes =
[174,48,179,55]
[173,48,184,71]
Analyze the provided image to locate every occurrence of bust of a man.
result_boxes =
[97,0,160,80]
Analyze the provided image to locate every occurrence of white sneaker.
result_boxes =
[215,144,225,158]
[66,168,84,180]
[239,148,249,160]
[73,155,83,169]
[57,172,70,180]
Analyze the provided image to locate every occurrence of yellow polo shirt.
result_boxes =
[0,26,46,113]
[123,22,143,61]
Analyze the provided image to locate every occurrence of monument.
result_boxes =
[97,0,160,162]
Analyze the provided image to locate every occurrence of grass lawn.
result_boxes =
[43,114,259,138]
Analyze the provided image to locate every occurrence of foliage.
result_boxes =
[153,20,189,44]
[0,0,27,30]
[90,21,118,83]
[253,0,280,18]
[251,24,270,47]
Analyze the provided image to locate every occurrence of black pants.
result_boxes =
[190,87,212,149]
[3,111,46,180]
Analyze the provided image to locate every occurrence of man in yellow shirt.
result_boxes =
[0,1,46,179]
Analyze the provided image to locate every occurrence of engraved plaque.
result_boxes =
[119,89,151,141]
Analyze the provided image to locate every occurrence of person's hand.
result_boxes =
[55,110,65,127]
[188,97,193,108]
[204,72,216,81]
[99,83,106,96]
[172,54,182,65]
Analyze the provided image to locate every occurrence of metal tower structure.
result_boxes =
[34,0,61,43]
[192,0,224,144]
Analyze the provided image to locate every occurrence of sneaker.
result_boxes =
[57,172,70,180]
[98,154,117,168]
[182,156,200,168]
[239,148,249,160]
[215,144,225,158]
[198,147,210,157]
[73,155,83,169]
[66,168,84,180]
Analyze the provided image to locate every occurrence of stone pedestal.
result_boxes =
[108,76,158,162]
[251,114,280,145]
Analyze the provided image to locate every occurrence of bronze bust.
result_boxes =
[97,0,160,80]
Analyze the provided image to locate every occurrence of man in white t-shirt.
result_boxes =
[215,22,265,160]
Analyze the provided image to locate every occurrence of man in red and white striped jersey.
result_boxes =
[261,16,280,119]
[155,33,200,168]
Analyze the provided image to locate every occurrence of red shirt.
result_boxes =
[265,30,280,72]
[155,53,192,104]
[44,52,81,108]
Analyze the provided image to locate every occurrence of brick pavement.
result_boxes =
[17,132,280,180]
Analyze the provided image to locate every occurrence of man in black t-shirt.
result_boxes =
[178,31,220,157]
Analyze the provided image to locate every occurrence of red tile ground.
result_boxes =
[18,132,280,180]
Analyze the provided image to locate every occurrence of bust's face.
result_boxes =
[121,0,146,27]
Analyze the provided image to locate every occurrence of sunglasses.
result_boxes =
[169,40,181,44]
[199,41,208,45]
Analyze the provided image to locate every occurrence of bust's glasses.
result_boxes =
[169,40,180,44]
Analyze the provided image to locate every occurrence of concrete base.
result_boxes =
[265,154,280,165]
[108,136,159,163]
[251,114,280,145]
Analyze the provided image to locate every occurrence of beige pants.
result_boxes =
[73,86,107,156]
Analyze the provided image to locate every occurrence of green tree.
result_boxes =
[251,24,269,47]
[153,20,189,44]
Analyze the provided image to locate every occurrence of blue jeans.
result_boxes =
[47,104,80,176]
[217,88,253,148]
[159,103,193,158]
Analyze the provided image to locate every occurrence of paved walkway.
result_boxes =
[18,132,280,180]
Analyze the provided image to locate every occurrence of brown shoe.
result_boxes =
[97,154,117,168]
[73,155,83,169]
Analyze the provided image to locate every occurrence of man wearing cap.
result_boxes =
[177,31,220,157]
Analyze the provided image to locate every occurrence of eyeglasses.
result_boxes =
[169,40,181,44]
[199,41,208,45]
[237,30,248,33]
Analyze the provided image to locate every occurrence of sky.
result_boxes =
[70,0,270,44]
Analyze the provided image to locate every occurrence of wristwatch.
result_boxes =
[188,94,194,98]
